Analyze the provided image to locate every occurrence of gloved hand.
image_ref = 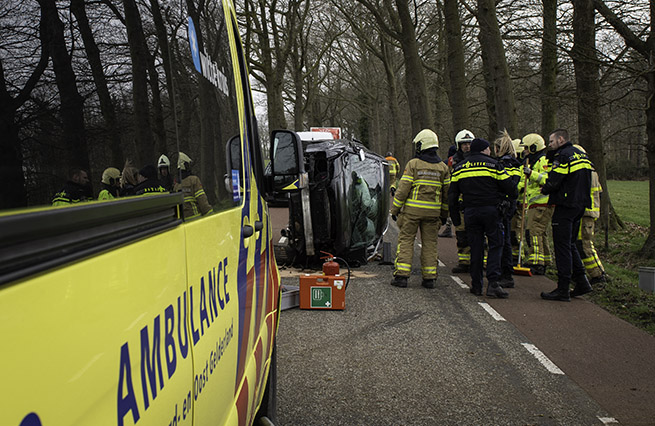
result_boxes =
[523,165,532,176]
[392,214,397,222]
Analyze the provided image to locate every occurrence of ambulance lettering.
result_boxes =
[117,257,231,426]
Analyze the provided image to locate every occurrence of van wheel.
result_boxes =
[255,341,277,424]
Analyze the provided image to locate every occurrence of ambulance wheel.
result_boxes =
[255,341,277,424]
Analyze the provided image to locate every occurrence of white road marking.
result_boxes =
[598,417,619,424]
[438,259,445,267]
[521,343,565,375]
[450,275,468,289]
[478,302,506,321]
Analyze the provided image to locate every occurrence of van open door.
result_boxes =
[269,130,314,257]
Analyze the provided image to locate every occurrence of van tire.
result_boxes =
[256,341,277,424]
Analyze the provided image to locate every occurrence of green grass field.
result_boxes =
[590,180,655,335]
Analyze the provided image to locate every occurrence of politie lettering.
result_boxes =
[117,257,231,426]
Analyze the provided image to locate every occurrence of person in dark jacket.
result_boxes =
[538,128,594,301]
[52,169,92,205]
[448,138,518,298]
[134,164,166,195]
[493,131,522,288]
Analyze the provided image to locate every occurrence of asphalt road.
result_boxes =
[271,208,655,425]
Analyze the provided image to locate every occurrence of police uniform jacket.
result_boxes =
[541,142,593,209]
[390,149,450,219]
[498,155,522,201]
[135,179,167,196]
[448,152,518,224]
[52,181,91,205]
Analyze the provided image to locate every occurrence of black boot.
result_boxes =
[541,286,570,302]
[421,278,436,288]
[391,276,408,287]
[486,282,509,298]
[571,274,593,297]
[451,264,469,273]
[499,276,515,288]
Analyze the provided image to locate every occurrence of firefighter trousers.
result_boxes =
[525,206,554,267]
[394,213,440,279]
[576,216,605,279]
[455,211,470,266]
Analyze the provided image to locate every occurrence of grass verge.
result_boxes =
[587,180,655,335]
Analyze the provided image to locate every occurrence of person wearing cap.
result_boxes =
[448,129,475,272]
[390,129,450,289]
[519,133,553,275]
[157,154,174,192]
[539,129,594,301]
[134,164,166,196]
[448,138,517,298]
[174,152,212,220]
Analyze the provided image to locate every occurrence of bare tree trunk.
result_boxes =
[395,0,433,135]
[380,39,402,157]
[71,0,123,168]
[572,0,620,232]
[541,0,558,135]
[39,0,89,174]
[479,44,497,140]
[444,0,469,132]
[476,0,517,136]
[123,0,154,166]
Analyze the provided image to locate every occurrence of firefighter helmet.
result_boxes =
[511,139,522,155]
[101,167,121,186]
[413,129,439,152]
[455,129,475,149]
[158,154,170,169]
[521,133,546,154]
[178,152,192,170]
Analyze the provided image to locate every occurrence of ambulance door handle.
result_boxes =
[243,225,254,238]
[254,220,263,231]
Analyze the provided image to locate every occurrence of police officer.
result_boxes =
[493,131,522,288]
[385,152,400,196]
[520,133,553,275]
[390,129,450,288]
[134,164,167,195]
[448,138,517,297]
[52,169,92,205]
[540,129,594,301]
[450,129,475,273]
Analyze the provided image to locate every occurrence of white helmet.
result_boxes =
[158,154,170,168]
[413,129,439,151]
[455,129,475,149]
[178,152,192,170]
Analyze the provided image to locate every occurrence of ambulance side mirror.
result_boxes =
[270,129,304,176]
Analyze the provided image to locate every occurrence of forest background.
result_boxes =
[2,0,655,257]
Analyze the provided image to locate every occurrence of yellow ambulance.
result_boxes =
[0,0,279,425]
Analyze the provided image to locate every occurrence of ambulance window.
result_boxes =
[0,0,241,214]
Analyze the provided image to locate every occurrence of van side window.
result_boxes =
[0,0,241,215]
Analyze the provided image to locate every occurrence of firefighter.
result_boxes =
[573,145,607,285]
[158,154,174,192]
[390,129,450,288]
[493,131,522,288]
[174,152,213,219]
[448,138,517,297]
[450,129,475,273]
[385,152,400,196]
[98,167,121,200]
[519,133,553,275]
[540,129,594,301]
[52,169,92,205]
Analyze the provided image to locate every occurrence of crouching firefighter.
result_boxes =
[390,129,450,288]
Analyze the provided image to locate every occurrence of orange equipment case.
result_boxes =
[299,274,346,310]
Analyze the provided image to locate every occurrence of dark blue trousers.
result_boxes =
[464,205,503,290]
[552,205,586,288]
[500,213,514,279]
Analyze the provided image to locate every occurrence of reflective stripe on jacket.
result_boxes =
[584,170,601,219]
[542,142,593,208]
[518,153,549,207]
[390,158,450,218]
